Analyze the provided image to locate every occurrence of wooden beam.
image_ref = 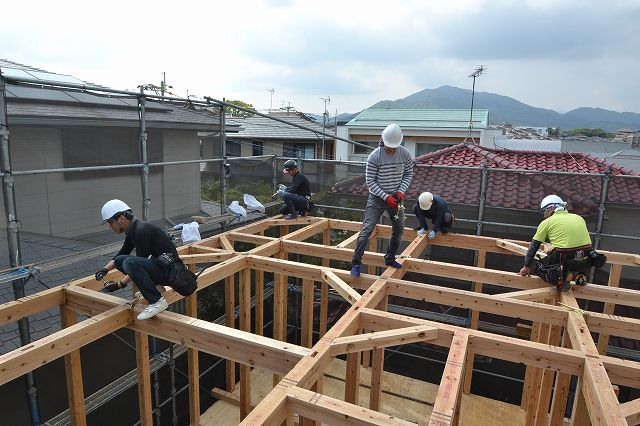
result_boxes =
[336,231,360,249]
[494,287,559,301]
[219,235,235,252]
[282,219,329,242]
[496,239,546,259]
[321,269,362,305]
[286,386,415,426]
[180,252,236,264]
[64,286,311,375]
[562,292,626,426]
[330,325,438,356]
[135,331,153,426]
[619,398,640,426]
[429,331,469,426]
[320,228,330,338]
[0,305,130,386]
[359,308,585,377]
[61,305,87,426]
[0,286,65,326]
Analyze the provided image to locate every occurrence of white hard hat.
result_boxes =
[540,195,565,210]
[101,199,131,224]
[419,192,433,210]
[381,123,403,148]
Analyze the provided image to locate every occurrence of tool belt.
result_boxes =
[534,246,606,285]
[156,253,198,297]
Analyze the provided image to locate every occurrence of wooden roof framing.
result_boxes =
[1,216,640,425]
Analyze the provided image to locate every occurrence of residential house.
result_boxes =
[336,108,497,162]
[0,59,223,237]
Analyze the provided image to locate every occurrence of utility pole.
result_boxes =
[160,72,172,98]
[463,65,486,144]
[319,96,331,193]
[266,88,274,113]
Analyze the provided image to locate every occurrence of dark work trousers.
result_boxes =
[352,194,404,264]
[114,255,170,303]
[279,192,308,216]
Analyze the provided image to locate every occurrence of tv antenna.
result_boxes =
[463,65,486,144]
[266,88,274,112]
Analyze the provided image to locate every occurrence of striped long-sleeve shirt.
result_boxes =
[365,146,414,200]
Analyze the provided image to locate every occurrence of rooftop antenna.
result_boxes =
[464,65,486,144]
[160,72,173,98]
[319,96,331,191]
[266,88,274,113]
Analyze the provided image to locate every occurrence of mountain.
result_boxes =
[370,85,640,132]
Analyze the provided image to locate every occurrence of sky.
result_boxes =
[2,0,639,115]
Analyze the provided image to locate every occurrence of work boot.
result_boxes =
[350,264,361,277]
[441,226,449,235]
[385,259,403,269]
[137,296,168,320]
[284,213,297,220]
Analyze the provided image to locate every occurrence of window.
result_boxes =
[62,127,163,180]
[353,141,378,154]
[283,143,315,159]
[252,141,264,156]
[416,143,452,157]
[226,140,241,157]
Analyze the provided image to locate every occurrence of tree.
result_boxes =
[547,127,561,138]
[225,99,256,118]
[569,128,610,138]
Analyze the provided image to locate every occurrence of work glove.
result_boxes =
[276,189,285,196]
[278,184,287,192]
[101,280,127,293]
[395,191,405,202]
[416,228,426,237]
[386,196,399,209]
[427,230,436,240]
[95,268,109,281]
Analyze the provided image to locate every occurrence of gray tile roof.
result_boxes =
[1,59,229,131]
[227,112,335,141]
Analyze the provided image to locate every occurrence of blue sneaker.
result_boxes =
[350,264,361,277]
[385,259,402,269]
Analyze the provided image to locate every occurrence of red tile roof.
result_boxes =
[331,143,640,216]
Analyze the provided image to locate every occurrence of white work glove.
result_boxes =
[427,230,436,240]
[278,184,287,192]
[416,228,425,236]
[276,189,284,196]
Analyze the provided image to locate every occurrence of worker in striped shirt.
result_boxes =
[351,123,414,277]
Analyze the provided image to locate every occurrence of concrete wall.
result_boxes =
[0,127,201,237]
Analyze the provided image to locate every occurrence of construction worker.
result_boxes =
[413,192,453,240]
[276,159,312,220]
[519,195,593,289]
[351,123,413,277]
[94,199,176,320]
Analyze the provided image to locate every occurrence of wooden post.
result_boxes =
[597,264,622,354]
[370,297,388,411]
[319,228,330,337]
[240,269,252,419]
[273,250,288,386]
[345,351,361,404]
[225,275,236,393]
[186,261,200,426]
[429,331,469,426]
[255,268,265,336]
[301,279,314,348]
[135,332,153,426]
[61,306,87,426]
[525,311,551,425]
[521,321,541,408]
[462,249,485,395]
[549,328,572,426]
[535,323,562,425]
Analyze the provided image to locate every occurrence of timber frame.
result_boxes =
[1,216,640,425]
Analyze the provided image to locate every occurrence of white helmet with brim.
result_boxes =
[101,199,131,224]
